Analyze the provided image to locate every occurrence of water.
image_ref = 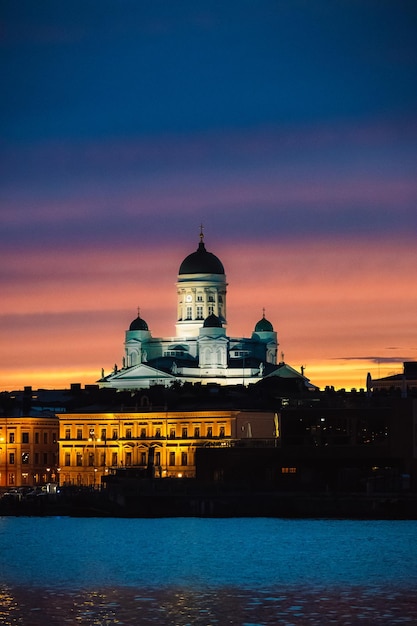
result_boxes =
[1,517,416,624]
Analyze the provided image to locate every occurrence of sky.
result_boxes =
[1,0,417,392]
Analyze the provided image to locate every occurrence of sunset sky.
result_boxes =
[1,1,417,392]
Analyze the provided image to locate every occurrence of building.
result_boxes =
[368,362,417,395]
[57,409,257,485]
[0,415,59,488]
[99,230,314,390]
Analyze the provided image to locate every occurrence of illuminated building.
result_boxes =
[57,410,244,485]
[99,230,296,390]
[0,416,59,488]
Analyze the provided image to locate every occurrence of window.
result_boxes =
[8,473,15,486]
[281,467,297,474]
[170,428,176,439]
[125,452,132,466]
[100,452,106,466]
[208,305,214,315]
[22,452,29,464]
[35,432,39,444]
[9,453,15,465]
[155,428,161,438]
[140,452,146,465]
[186,306,192,320]
[22,432,29,444]
[169,451,176,466]
[125,428,132,438]
[76,453,82,467]
[111,452,118,466]
[76,429,82,440]
[196,295,203,302]
[34,453,39,464]
[182,427,188,438]
[43,432,48,444]
[194,426,200,437]
[207,427,212,437]
[43,453,48,464]
[155,451,161,465]
[65,453,70,466]
[88,453,94,467]
[181,452,188,466]
[65,429,71,440]
[9,432,15,444]
[208,295,215,302]
[196,306,203,319]
[101,428,107,441]
[112,429,118,440]
[140,428,146,438]
[219,426,225,438]
[52,433,57,443]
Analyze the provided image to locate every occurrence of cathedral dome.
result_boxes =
[203,313,222,328]
[129,314,149,331]
[179,237,224,275]
[255,314,273,332]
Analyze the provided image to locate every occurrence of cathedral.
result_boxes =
[99,231,311,390]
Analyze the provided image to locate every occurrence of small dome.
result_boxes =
[179,238,224,275]
[255,314,273,332]
[129,315,149,331]
[203,313,222,328]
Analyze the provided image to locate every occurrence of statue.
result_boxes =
[259,362,264,376]
[101,368,104,378]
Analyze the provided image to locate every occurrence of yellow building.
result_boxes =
[57,410,241,486]
[0,416,59,489]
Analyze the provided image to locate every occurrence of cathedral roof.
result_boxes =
[203,313,223,328]
[129,313,149,331]
[255,312,274,332]
[179,233,224,275]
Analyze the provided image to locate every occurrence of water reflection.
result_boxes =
[1,584,416,625]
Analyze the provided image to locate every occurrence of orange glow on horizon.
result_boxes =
[1,236,416,393]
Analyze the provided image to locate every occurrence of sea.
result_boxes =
[0,517,416,625]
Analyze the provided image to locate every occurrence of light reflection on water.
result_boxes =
[1,584,416,625]
[1,517,416,624]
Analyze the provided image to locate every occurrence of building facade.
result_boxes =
[57,410,248,485]
[0,416,59,488]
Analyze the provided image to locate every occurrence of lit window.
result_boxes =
[22,452,29,464]
[281,467,297,474]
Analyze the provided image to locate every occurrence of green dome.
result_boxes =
[255,315,273,332]
[129,315,149,331]
[179,240,224,275]
[203,313,222,328]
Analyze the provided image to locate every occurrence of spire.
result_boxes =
[198,224,206,251]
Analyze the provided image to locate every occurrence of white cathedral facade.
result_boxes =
[99,232,312,390]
